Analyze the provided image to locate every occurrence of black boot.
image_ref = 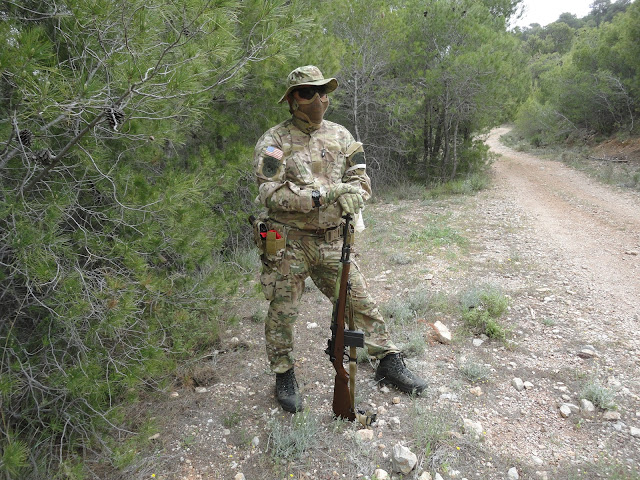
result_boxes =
[375,353,428,395]
[275,368,303,413]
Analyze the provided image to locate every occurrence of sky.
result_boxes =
[514,0,594,27]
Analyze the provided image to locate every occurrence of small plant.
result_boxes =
[459,284,509,340]
[541,317,556,327]
[401,333,427,358]
[458,358,491,384]
[382,289,434,326]
[251,306,266,323]
[389,252,413,265]
[381,297,414,325]
[409,215,468,253]
[267,409,319,462]
[581,381,616,411]
[411,403,457,471]
[223,411,241,428]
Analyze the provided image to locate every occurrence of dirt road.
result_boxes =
[487,127,640,312]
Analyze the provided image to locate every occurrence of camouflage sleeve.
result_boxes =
[343,140,372,201]
[254,130,314,213]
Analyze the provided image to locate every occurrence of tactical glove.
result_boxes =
[325,183,361,205]
[338,192,364,215]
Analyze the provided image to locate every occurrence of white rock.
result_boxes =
[580,399,595,412]
[355,429,374,442]
[251,436,260,447]
[603,411,621,421]
[630,426,640,438]
[512,378,525,392]
[439,392,459,402]
[148,433,160,441]
[418,472,433,480]
[524,381,534,390]
[508,467,519,479]
[195,386,208,393]
[373,469,389,480]
[472,338,484,347]
[532,455,544,466]
[234,474,246,480]
[578,346,598,359]
[431,321,452,344]
[306,322,318,329]
[435,474,445,480]
[392,443,418,474]
[559,404,572,418]
[463,418,484,440]
[469,386,483,397]
[169,391,180,398]
[380,386,391,394]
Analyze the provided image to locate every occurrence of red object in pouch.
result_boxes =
[260,229,281,239]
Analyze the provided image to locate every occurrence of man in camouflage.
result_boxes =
[253,65,427,413]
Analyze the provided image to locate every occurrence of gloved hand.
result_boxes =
[325,183,361,204]
[338,192,364,215]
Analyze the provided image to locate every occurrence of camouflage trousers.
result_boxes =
[260,228,398,374]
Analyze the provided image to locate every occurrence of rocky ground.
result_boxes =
[123,128,640,480]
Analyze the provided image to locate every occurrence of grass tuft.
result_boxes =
[267,409,319,462]
[459,284,509,340]
[458,358,491,384]
[581,381,617,411]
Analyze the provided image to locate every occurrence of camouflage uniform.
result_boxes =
[254,110,399,374]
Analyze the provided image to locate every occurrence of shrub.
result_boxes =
[459,284,510,340]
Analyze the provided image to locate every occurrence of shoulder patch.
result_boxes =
[259,145,284,179]
[264,146,283,160]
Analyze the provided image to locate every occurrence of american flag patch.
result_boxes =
[265,146,283,160]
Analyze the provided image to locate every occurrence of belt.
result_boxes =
[286,225,341,242]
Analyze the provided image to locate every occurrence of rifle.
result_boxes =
[325,214,374,425]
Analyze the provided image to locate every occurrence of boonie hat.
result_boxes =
[278,65,338,103]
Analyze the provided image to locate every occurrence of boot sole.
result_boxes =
[277,398,304,413]
[375,374,427,395]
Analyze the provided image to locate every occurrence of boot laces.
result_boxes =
[277,369,298,396]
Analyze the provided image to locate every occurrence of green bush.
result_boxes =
[459,284,510,340]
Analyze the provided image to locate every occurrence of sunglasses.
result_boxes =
[294,86,327,100]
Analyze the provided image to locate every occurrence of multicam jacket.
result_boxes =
[254,118,370,231]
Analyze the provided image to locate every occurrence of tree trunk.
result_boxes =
[451,117,459,180]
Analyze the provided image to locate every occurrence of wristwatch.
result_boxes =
[311,190,321,208]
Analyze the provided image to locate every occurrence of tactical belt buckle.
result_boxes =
[324,227,341,243]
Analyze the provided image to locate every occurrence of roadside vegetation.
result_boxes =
[510,0,640,172]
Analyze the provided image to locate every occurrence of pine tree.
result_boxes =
[0,0,312,476]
